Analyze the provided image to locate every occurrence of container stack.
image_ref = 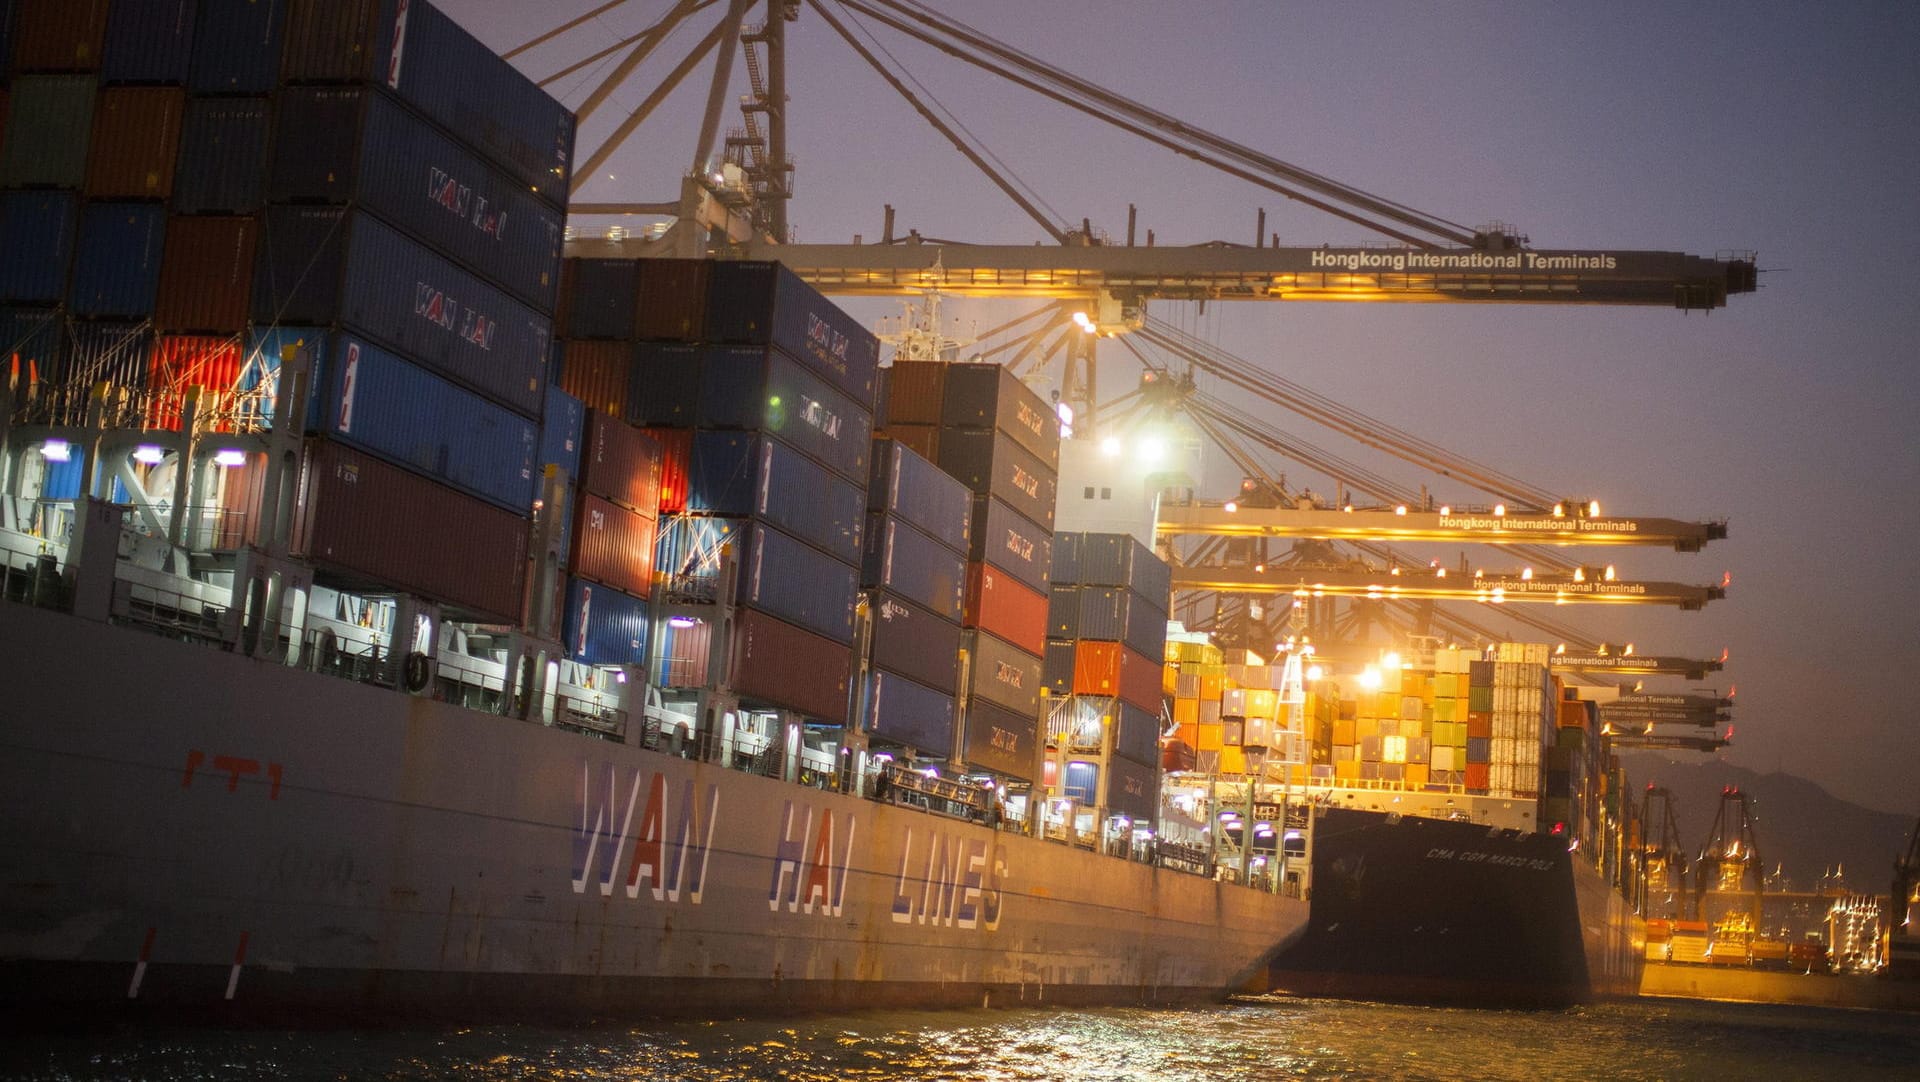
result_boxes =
[1165,640,1314,786]
[1488,642,1552,799]
[557,409,661,667]
[859,436,971,760]
[882,361,1060,785]
[558,257,880,724]
[1544,689,1597,838]
[1042,530,1171,821]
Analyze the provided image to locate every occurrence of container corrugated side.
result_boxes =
[1114,701,1160,766]
[626,341,700,426]
[654,513,743,588]
[569,490,657,598]
[861,512,964,622]
[12,0,107,73]
[253,206,550,417]
[307,334,538,513]
[961,695,1037,782]
[69,203,166,317]
[189,0,286,94]
[880,361,945,424]
[868,588,961,695]
[155,213,255,333]
[962,628,1042,717]
[173,96,269,213]
[558,258,636,338]
[939,361,1061,469]
[0,306,65,378]
[699,345,873,483]
[558,339,629,419]
[1047,586,1079,640]
[645,426,692,514]
[561,576,649,666]
[271,87,563,313]
[539,387,585,479]
[579,409,661,517]
[867,436,970,554]
[690,430,865,565]
[863,669,956,755]
[84,85,184,198]
[1051,531,1082,584]
[65,320,151,388]
[1105,754,1158,820]
[652,614,711,688]
[968,493,1052,592]
[292,437,528,621]
[963,561,1047,656]
[1042,639,1074,696]
[101,0,197,85]
[146,334,241,430]
[705,260,879,409]
[1077,531,1171,606]
[730,607,852,724]
[632,257,708,341]
[0,190,76,304]
[0,75,95,186]
[936,426,1057,532]
[1074,587,1166,658]
[739,521,858,645]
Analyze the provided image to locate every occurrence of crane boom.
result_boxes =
[1157,502,1725,551]
[1168,565,1725,608]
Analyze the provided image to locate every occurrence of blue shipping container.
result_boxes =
[70,203,167,317]
[969,494,1052,592]
[869,589,962,695]
[626,340,700,426]
[1051,531,1081,584]
[561,576,649,667]
[1077,531,1172,607]
[689,430,864,565]
[0,191,77,304]
[189,0,286,94]
[173,97,270,213]
[705,260,880,409]
[252,206,551,418]
[0,307,66,379]
[861,512,965,621]
[271,87,563,313]
[1047,586,1079,641]
[282,0,575,205]
[654,514,744,585]
[868,436,970,554]
[739,521,858,645]
[699,345,872,482]
[1075,587,1166,658]
[562,259,636,339]
[306,334,538,513]
[863,669,956,755]
[1115,701,1161,766]
[539,386,585,480]
[240,325,326,429]
[102,0,198,85]
[65,321,152,388]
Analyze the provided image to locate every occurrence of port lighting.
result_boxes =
[1382,651,1402,670]
[1553,503,1566,517]
[1604,565,1617,581]
[1394,505,1407,516]
[1438,505,1451,515]
[1306,664,1324,681]
[1493,503,1506,516]
[1223,501,1238,513]
[1358,665,1382,690]
[40,439,71,462]
[614,670,627,684]
[1136,436,1166,463]
[1100,436,1122,457]
[1573,568,1586,582]
[1055,402,1073,428]
[1521,567,1533,581]
[668,616,697,628]
[132,445,166,464]
[213,449,247,467]
[1589,500,1601,516]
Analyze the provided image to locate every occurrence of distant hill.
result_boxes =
[1617,753,1916,896]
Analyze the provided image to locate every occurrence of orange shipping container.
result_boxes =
[85,86,183,199]
[643,427,693,514]
[1332,718,1357,746]
[147,335,242,431]
[1404,763,1430,789]
[1173,697,1199,726]
[1219,745,1246,775]
[1195,722,1224,751]
[1466,711,1493,740]
[964,562,1047,656]
[559,340,630,419]
[1465,762,1490,790]
[1199,674,1224,701]
[1073,639,1121,696]
[14,0,109,73]
[1174,721,1197,748]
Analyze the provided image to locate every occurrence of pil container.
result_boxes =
[252,206,550,417]
[632,257,709,341]
[271,87,563,313]
[705,260,880,408]
[1077,531,1172,606]
[101,0,198,85]
[558,339,629,418]
[861,512,964,622]
[625,341,700,426]
[729,607,852,724]
[963,562,1047,656]
[539,387,585,480]
[1075,586,1168,658]
[967,493,1052,592]
[867,589,962,695]
[862,669,956,756]
[172,97,270,213]
[189,0,287,94]
[699,345,873,482]
[1114,701,1161,766]
[569,490,656,599]
[688,430,865,565]
[292,437,528,622]
[306,334,538,513]
[937,426,1057,531]
[962,628,1042,717]
[560,576,649,667]
[559,258,636,339]
[0,190,76,304]
[867,436,970,554]
[1105,755,1158,820]
[739,521,858,644]
[939,361,1061,468]
[12,0,108,73]
[0,75,95,187]
[577,409,661,518]
[68,203,166,317]
[961,695,1037,782]
[154,214,256,333]
[280,0,575,204]
[880,360,944,425]
[84,86,184,199]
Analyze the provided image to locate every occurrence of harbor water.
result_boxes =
[6,997,1917,1081]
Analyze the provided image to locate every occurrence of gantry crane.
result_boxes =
[1696,787,1764,927]
[1641,786,1690,920]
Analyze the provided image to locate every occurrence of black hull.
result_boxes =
[1269,807,1602,1008]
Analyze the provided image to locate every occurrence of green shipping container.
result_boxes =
[1468,685,1494,713]
[1,76,96,188]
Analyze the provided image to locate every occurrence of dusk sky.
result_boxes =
[445,1,1920,816]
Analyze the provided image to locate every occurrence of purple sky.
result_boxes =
[443,1,1920,815]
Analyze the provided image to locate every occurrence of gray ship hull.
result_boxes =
[0,601,1305,1022]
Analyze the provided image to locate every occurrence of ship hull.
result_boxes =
[0,601,1306,1023]
[1268,807,1641,1007]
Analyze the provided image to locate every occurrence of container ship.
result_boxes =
[0,0,1307,1022]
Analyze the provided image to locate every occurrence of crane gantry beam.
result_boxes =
[1169,565,1726,609]
[1156,502,1726,551]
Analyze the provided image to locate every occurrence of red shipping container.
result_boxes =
[1117,644,1163,712]
[644,427,693,514]
[292,439,528,622]
[730,607,852,724]
[654,616,712,688]
[963,561,1046,656]
[579,410,661,518]
[632,258,710,341]
[85,86,184,199]
[558,339,629,418]
[1072,640,1121,697]
[1465,762,1491,791]
[1465,710,1492,740]
[154,215,256,333]
[13,0,110,73]
[569,491,657,598]
[146,335,242,431]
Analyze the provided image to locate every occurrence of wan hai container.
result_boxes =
[697,345,874,482]
[705,260,880,408]
[862,670,956,756]
[688,430,865,565]
[867,437,970,554]
[729,608,852,724]
[961,695,1038,782]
